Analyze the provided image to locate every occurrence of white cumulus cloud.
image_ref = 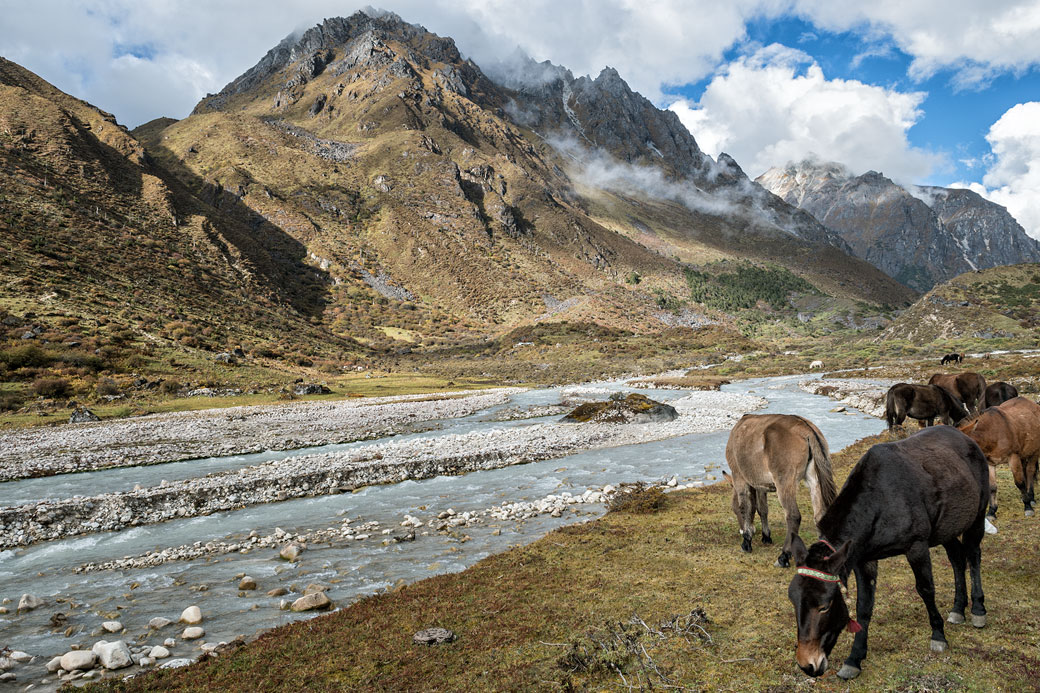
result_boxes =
[668,44,944,183]
[951,102,1040,239]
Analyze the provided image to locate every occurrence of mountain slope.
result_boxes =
[171,10,912,322]
[757,159,1040,291]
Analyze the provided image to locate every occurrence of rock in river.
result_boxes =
[279,542,305,561]
[182,627,205,640]
[560,393,678,424]
[95,640,133,670]
[60,650,96,671]
[102,621,123,633]
[149,616,172,629]
[238,576,257,590]
[17,593,44,612]
[290,592,332,612]
[179,605,203,624]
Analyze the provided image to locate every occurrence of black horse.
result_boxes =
[940,353,964,365]
[885,383,968,430]
[984,381,1019,409]
[788,427,989,680]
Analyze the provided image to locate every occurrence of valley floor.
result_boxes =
[96,431,1040,692]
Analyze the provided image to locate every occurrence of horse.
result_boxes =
[809,360,824,370]
[788,426,989,680]
[723,414,837,568]
[929,372,987,415]
[984,381,1019,409]
[884,383,969,430]
[958,396,1040,519]
[940,353,964,365]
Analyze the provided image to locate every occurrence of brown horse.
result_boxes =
[958,396,1040,519]
[929,372,987,415]
[724,414,837,568]
[885,383,968,430]
[789,426,988,680]
[984,381,1019,409]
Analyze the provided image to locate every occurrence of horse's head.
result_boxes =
[788,536,854,677]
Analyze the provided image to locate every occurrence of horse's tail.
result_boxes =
[885,388,903,430]
[807,427,838,523]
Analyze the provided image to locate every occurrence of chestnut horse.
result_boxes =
[929,372,987,415]
[724,414,837,568]
[984,381,1019,409]
[958,396,1040,519]
[885,383,968,430]
[788,426,988,680]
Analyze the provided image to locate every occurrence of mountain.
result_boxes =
[880,262,1040,344]
[173,11,912,321]
[0,56,354,361]
[757,159,1040,292]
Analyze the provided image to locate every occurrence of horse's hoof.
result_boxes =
[1025,508,1035,517]
[837,664,861,680]
[775,552,791,568]
[741,538,752,553]
[971,614,986,628]
[761,533,773,545]
[930,639,947,653]
[984,518,998,534]
[947,612,965,624]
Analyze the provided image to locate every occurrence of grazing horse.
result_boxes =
[929,372,987,415]
[984,381,1019,409]
[940,352,964,365]
[958,396,1040,519]
[885,383,968,430]
[788,426,988,680]
[723,414,837,568]
[809,360,824,370]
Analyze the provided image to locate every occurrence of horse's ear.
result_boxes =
[824,540,853,572]
[721,470,733,486]
[791,534,808,565]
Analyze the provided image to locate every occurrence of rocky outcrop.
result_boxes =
[757,160,1040,291]
[561,393,678,424]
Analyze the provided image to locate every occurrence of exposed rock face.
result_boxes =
[757,160,1040,291]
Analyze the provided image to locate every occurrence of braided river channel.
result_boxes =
[0,374,885,687]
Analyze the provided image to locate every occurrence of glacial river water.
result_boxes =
[0,375,884,685]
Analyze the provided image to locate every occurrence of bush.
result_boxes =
[159,380,182,395]
[96,378,121,397]
[0,391,25,411]
[32,377,72,399]
[607,483,668,514]
[0,345,53,369]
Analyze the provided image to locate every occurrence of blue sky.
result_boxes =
[2,1,1039,234]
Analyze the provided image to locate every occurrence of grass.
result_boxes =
[95,430,1040,692]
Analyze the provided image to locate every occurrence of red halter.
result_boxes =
[796,539,863,633]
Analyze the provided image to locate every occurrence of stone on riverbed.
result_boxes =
[267,587,288,597]
[46,656,63,672]
[17,593,44,612]
[290,592,332,612]
[179,605,203,624]
[561,393,678,424]
[60,650,96,671]
[102,620,123,633]
[149,616,172,629]
[95,640,133,670]
[279,542,304,561]
[238,576,257,590]
[413,627,456,645]
[182,627,205,640]
[159,658,193,669]
[0,658,12,671]
[303,583,328,596]
[8,651,31,664]
[149,646,170,659]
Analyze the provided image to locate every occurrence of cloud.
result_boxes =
[791,1,1040,88]
[950,102,1040,239]
[667,44,944,182]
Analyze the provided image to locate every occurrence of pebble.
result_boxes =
[8,651,31,664]
[266,587,288,597]
[149,616,172,629]
[163,638,176,647]
[182,627,205,640]
[238,576,257,590]
[102,621,123,633]
[0,672,13,682]
[149,646,170,659]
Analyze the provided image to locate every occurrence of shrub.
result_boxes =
[32,377,72,398]
[96,378,121,397]
[0,345,53,369]
[0,391,25,411]
[159,380,181,395]
[607,483,668,514]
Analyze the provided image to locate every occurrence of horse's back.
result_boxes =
[843,427,987,547]
[996,397,1040,457]
[726,413,814,485]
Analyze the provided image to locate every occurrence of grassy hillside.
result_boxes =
[96,429,1040,692]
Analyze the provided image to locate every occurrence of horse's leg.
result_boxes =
[987,465,999,518]
[963,512,987,627]
[1008,454,1033,515]
[906,542,947,651]
[1024,455,1037,514]
[943,539,968,624]
[774,477,801,568]
[755,488,772,544]
[733,482,755,552]
[838,560,877,680]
